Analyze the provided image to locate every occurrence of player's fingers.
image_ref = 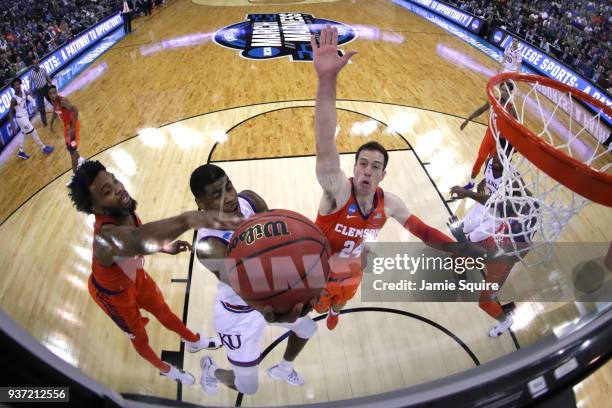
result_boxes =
[341,50,357,66]
[287,303,303,322]
[331,25,338,46]
[310,34,317,52]
[320,26,328,47]
[262,306,275,323]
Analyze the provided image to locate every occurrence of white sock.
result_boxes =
[329,307,339,316]
[469,177,475,184]
[278,358,293,372]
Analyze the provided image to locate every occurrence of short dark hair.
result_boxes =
[190,164,226,198]
[68,160,106,214]
[355,141,389,170]
[49,84,57,91]
[10,78,21,88]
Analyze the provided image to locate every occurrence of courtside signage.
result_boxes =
[214,13,356,61]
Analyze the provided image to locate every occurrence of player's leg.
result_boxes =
[14,130,29,160]
[479,260,515,337]
[465,128,496,189]
[17,117,52,153]
[87,276,194,383]
[64,121,83,172]
[267,316,318,386]
[201,303,265,395]
[136,271,221,352]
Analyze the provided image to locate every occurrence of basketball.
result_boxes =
[225,209,331,315]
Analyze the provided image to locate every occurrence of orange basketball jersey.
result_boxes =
[315,178,388,275]
[91,213,145,296]
[53,96,74,126]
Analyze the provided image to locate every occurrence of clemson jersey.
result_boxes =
[53,96,74,126]
[315,178,388,276]
[91,213,145,295]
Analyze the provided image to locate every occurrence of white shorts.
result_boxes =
[463,204,501,243]
[16,116,34,134]
[213,297,317,367]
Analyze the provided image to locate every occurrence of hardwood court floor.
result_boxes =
[0,0,610,405]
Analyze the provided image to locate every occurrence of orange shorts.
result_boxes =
[64,120,80,151]
[315,257,363,312]
[88,270,166,338]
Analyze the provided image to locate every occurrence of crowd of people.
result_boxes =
[0,0,118,88]
[449,0,611,91]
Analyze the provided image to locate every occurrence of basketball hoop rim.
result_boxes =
[487,73,612,207]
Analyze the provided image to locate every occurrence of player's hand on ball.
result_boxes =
[261,298,317,323]
[311,25,357,79]
[162,240,191,255]
[450,186,469,199]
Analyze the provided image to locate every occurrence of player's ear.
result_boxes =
[381,169,386,180]
[195,197,205,211]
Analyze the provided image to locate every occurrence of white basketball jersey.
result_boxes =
[13,92,29,117]
[484,158,502,194]
[196,196,257,307]
[501,46,522,73]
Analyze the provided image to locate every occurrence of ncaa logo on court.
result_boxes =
[214,13,357,61]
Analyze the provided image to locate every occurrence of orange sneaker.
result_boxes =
[326,309,339,330]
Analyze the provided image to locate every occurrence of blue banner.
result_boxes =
[489,28,611,127]
[0,13,123,121]
[407,0,484,34]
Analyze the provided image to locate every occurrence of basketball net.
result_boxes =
[482,73,612,266]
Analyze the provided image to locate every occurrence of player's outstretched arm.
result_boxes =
[311,26,356,207]
[449,185,490,205]
[94,211,242,265]
[460,101,490,130]
[386,191,454,252]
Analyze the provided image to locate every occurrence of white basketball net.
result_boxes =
[482,78,611,266]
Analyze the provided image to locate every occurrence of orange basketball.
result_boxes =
[225,209,331,315]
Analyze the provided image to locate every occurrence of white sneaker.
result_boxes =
[200,356,219,395]
[183,333,222,353]
[77,156,86,168]
[161,364,195,385]
[266,365,305,386]
[489,315,514,338]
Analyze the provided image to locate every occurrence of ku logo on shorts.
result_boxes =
[219,333,243,350]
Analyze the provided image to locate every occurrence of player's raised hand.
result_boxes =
[311,25,357,79]
[262,298,317,323]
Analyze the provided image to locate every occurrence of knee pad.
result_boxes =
[233,365,259,395]
[292,316,318,340]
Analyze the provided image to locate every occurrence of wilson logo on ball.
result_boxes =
[230,220,291,249]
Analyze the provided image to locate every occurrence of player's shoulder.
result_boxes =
[238,189,267,213]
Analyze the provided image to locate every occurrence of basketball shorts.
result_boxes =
[88,269,166,339]
[213,294,317,368]
[463,203,502,243]
[314,256,363,312]
[16,116,34,134]
[64,120,80,151]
